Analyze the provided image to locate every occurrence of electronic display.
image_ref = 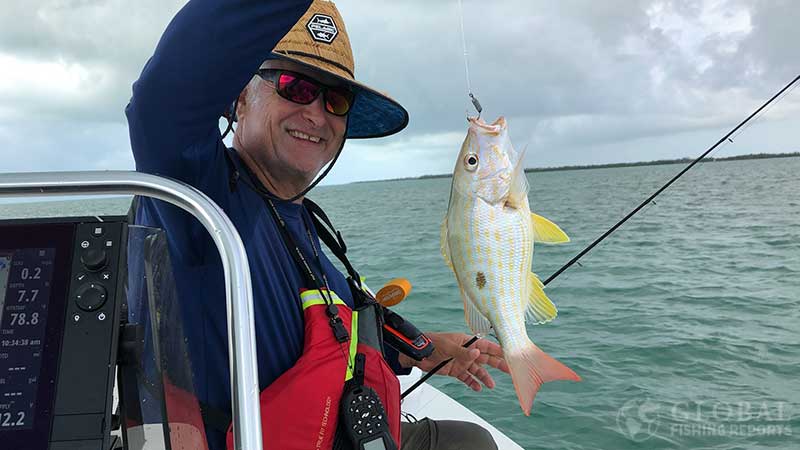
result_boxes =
[0,248,56,431]
[0,252,11,326]
[0,221,74,450]
[0,218,130,449]
[363,437,388,450]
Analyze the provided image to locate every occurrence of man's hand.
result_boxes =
[399,332,510,391]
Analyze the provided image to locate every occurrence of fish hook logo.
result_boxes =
[616,397,660,442]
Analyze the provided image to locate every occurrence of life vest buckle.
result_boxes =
[330,316,350,343]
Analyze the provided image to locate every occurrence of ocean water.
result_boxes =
[1,157,798,449]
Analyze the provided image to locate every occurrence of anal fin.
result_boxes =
[526,272,557,324]
[461,289,493,336]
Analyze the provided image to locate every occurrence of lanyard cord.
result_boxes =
[224,149,352,344]
[303,197,361,287]
[264,198,331,298]
[224,149,363,289]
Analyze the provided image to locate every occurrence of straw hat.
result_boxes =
[267,0,409,139]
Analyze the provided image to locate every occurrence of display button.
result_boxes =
[81,249,108,272]
[92,226,105,237]
[75,283,108,311]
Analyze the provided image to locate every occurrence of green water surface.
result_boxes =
[1,157,797,449]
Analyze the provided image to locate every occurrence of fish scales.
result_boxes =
[441,116,580,415]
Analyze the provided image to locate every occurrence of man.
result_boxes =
[127,0,508,449]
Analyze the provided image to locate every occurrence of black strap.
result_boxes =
[353,353,366,386]
[263,197,322,289]
[303,198,360,285]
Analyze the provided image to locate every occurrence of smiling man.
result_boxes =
[127,1,505,449]
[232,59,349,199]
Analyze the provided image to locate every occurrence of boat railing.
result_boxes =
[0,170,262,450]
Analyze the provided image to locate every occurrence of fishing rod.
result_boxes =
[543,73,800,285]
[402,73,800,400]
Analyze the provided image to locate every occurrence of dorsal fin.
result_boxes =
[505,145,529,209]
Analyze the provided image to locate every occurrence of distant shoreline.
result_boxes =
[355,152,799,184]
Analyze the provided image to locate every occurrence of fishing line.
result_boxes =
[402,74,800,401]
[457,0,482,116]
[728,81,800,143]
[544,76,800,284]
[543,74,800,286]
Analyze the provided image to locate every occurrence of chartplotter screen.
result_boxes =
[0,252,12,330]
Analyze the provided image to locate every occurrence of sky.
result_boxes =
[0,0,798,185]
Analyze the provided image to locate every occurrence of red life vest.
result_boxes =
[225,289,401,450]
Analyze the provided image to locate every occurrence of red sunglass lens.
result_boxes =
[278,73,320,104]
[273,71,352,115]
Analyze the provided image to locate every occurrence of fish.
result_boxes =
[440,116,581,415]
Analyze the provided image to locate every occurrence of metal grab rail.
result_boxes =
[0,171,262,450]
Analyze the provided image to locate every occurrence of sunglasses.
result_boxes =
[257,69,355,116]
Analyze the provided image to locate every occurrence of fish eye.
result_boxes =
[464,153,479,171]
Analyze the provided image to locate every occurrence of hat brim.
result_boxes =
[269,52,409,139]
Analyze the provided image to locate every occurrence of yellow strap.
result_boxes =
[344,310,359,381]
[300,289,346,310]
[298,289,359,380]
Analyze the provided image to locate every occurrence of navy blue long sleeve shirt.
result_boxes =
[125,1,405,448]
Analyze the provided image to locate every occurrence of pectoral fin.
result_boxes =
[440,219,453,269]
[525,272,557,324]
[461,289,493,336]
[531,213,570,244]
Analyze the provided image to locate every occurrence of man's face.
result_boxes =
[236,59,348,192]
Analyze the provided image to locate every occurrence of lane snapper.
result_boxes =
[440,116,580,415]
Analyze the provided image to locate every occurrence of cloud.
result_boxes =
[0,0,184,123]
[0,116,133,173]
[0,0,797,180]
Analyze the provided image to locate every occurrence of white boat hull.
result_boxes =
[398,368,524,450]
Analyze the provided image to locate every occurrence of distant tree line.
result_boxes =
[522,152,800,173]
[358,152,800,183]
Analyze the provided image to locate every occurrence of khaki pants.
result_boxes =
[400,418,498,450]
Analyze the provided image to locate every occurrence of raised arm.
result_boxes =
[126,0,312,177]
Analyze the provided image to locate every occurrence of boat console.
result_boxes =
[0,217,127,450]
[0,171,265,450]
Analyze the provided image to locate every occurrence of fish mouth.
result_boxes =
[469,116,507,136]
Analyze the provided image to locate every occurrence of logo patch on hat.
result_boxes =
[307,14,338,44]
